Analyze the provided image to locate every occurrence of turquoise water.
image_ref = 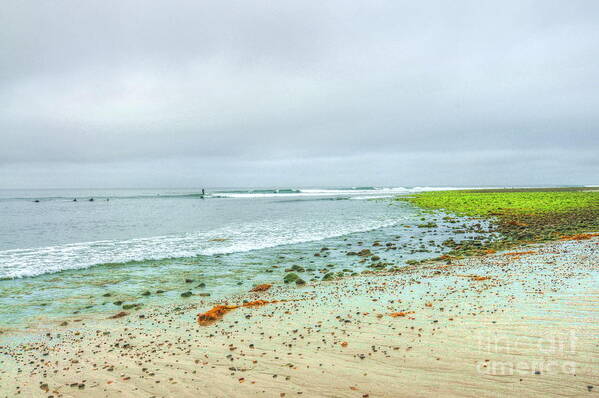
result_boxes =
[0,187,492,327]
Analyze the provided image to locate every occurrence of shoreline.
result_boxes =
[1,236,598,397]
[0,201,489,331]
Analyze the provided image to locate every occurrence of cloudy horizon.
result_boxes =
[1,0,598,188]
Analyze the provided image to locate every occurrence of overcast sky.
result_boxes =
[1,0,598,188]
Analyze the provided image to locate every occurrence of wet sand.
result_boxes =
[1,237,598,397]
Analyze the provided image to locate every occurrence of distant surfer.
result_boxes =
[89,198,94,202]
[73,198,77,202]
[201,188,205,198]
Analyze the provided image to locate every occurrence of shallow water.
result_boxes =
[0,187,492,327]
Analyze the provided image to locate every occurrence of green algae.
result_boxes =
[398,188,599,259]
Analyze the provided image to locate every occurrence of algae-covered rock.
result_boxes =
[418,222,438,228]
[283,273,300,283]
[322,272,335,281]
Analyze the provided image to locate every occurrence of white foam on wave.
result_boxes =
[212,186,481,199]
[0,186,484,279]
[350,195,395,200]
[0,215,403,279]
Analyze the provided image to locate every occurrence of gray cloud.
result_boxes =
[1,0,598,187]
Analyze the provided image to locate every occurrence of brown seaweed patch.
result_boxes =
[389,311,415,317]
[559,233,599,241]
[503,251,536,256]
[250,284,272,292]
[435,264,464,269]
[197,299,292,325]
[456,274,492,281]
[197,305,239,325]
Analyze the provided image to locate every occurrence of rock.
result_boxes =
[322,272,335,281]
[141,291,151,296]
[181,291,193,298]
[357,249,372,257]
[295,278,306,285]
[283,273,300,283]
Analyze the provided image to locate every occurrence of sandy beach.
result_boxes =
[1,236,597,397]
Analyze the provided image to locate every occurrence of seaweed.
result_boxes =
[250,284,272,292]
[397,189,599,258]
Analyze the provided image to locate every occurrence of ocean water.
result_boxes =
[0,187,491,328]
